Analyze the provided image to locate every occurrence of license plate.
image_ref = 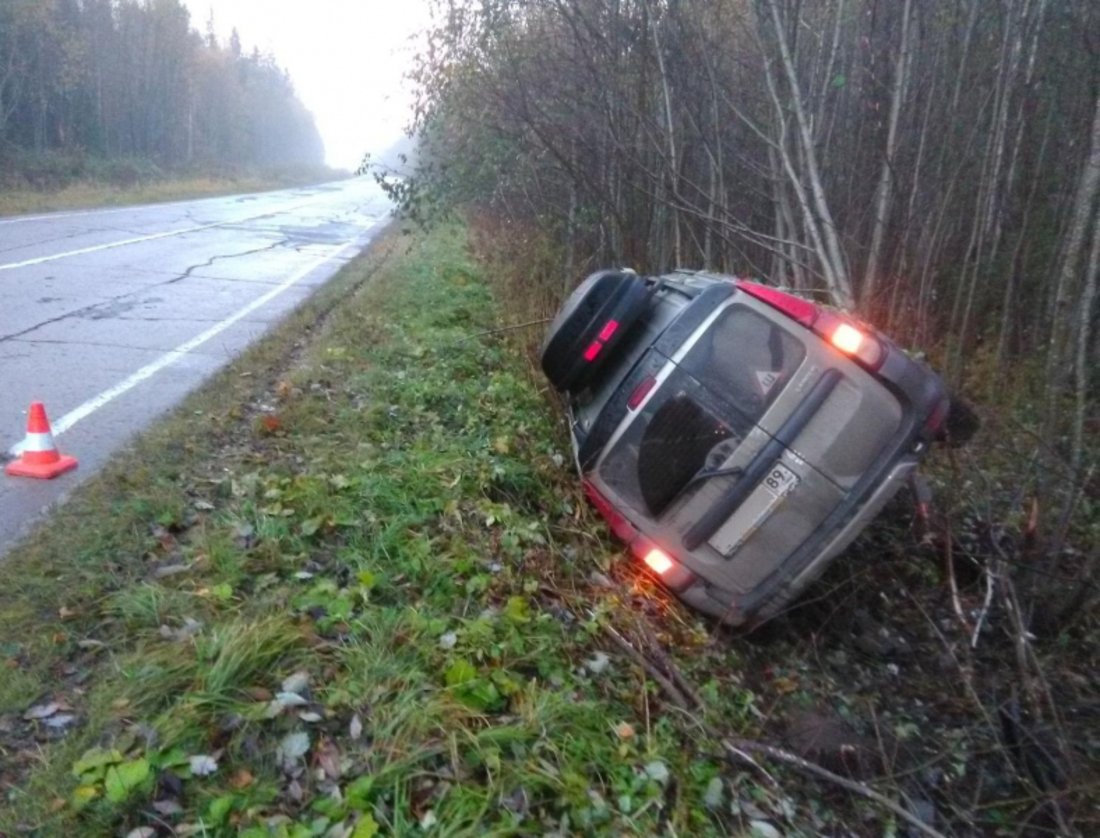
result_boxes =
[760,462,798,499]
[707,461,800,556]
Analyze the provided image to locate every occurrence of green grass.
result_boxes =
[2,222,1093,836]
[0,225,744,836]
[0,160,348,216]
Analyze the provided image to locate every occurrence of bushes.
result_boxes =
[0,150,164,191]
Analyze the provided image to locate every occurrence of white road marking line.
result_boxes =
[0,197,223,226]
[8,239,359,457]
[0,180,350,226]
[0,211,281,272]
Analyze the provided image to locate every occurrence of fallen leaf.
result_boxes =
[644,761,670,785]
[772,676,798,695]
[589,571,614,588]
[153,799,184,816]
[585,652,611,675]
[750,821,781,838]
[152,564,190,579]
[315,737,343,780]
[24,701,61,720]
[704,776,724,809]
[159,618,203,642]
[277,731,311,770]
[281,671,311,695]
[266,691,309,718]
[189,754,218,776]
[229,769,254,790]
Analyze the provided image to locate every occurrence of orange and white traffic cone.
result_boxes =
[5,402,78,480]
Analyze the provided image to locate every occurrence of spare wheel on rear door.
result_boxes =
[541,270,652,393]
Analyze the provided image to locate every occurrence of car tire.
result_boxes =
[541,270,652,392]
[943,394,980,446]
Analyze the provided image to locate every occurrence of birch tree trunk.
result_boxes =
[1045,90,1100,431]
[757,0,854,307]
[650,3,682,268]
[1072,210,1099,476]
[862,0,913,312]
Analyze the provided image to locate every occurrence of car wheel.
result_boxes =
[541,270,652,392]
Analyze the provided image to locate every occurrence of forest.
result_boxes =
[0,0,324,181]
[399,0,1099,484]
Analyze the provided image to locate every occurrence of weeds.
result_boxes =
[0,223,1094,836]
[0,151,346,216]
[0,225,729,835]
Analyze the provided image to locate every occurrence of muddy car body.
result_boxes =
[542,269,953,627]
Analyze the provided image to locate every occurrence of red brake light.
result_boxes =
[736,281,818,326]
[583,320,621,362]
[737,279,886,371]
[643,548,674,575]
[627,375,657,410]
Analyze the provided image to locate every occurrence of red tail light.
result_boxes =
[736,281,818,327]
[597,320,619,341]
[736,281,886,371]
[583,320,621,363]
[627,375,657,410]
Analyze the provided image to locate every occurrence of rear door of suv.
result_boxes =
[590,292,904,599]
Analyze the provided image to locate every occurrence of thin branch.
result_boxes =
[719,737,950,838]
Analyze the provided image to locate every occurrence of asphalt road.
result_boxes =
[0,177,391,557]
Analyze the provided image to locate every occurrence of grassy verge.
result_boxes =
[1,223,1094,837]
[0,161,348,216]
[0,225,744,836]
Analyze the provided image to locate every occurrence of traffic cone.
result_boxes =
[5,402,78,479]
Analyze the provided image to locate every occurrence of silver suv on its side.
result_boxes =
[541,269,963,627]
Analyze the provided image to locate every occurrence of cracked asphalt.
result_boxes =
[0,177,391,556]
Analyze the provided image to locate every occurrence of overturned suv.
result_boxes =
[542,269,960,627]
